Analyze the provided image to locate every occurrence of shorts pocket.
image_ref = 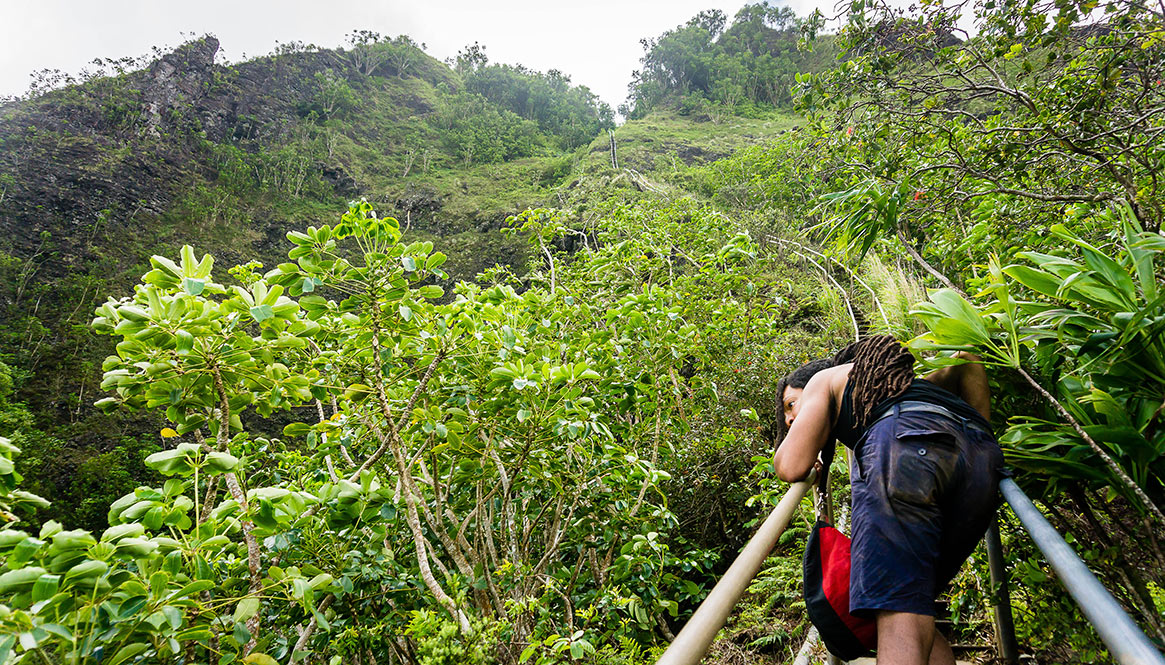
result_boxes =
[893,410,962,444]
[887,416,961,510]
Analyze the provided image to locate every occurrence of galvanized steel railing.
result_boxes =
[653,472,1165,665]
[1000,479,1165,665]
[654,471,817,665]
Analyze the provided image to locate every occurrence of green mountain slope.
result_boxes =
[0,35,619,528]
[1,1,1162,661]
[0,30,803,533]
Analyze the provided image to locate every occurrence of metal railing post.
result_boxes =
[655,473,817,665]
[985,517,1021,664]
[1001,479,1165,665]
[791,626,821,665]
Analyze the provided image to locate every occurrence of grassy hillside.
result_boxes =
[586,111,801,173]
[0,35,617,529]
[0,27,804,532]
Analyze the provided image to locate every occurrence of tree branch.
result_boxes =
[1016,366,1165,529]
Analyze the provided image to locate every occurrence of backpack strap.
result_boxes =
[816,442,836,525]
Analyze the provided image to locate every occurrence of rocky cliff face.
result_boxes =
[142,37,221,137]
[0,38,406,416]
[0,39,218,268]
[0,36,458,273]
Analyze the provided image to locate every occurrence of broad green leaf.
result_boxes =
[250,304,274,322]
[150,570,169,596]
[175,627,213,641]
[183,278,206,295]
[928,289,991,342]
[171,580,216,599]
[1116,208,1157,300]
[174,329,195,355]
[152,255,182,278]
[180,246,198,274]
[17,631,39,651]
[1051,224,1137,307]
[38,624,72,641]
[343,384,372,403]
[195,253,214,278]
[1002,265,1061,299]
[234,596,261,623]
[31,573,60,602]
[204,452,239,473]
[108,643,149,665]
[1059,273,1128,311]
[118,595,149,619]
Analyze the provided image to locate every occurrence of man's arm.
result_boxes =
[923,351,990,421]
[773,368,840,482]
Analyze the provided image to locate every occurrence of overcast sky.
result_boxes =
[0,0,830,112]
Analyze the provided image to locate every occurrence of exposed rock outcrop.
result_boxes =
[142,37,220,136]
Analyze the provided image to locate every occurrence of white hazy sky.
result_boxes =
[0,0,830,111]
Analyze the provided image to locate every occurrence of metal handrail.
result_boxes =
[655,472,817,665]
[1000,479,1165,665]
[653,473,1165,665]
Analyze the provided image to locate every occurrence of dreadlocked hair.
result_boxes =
[774,335,916,442]
[833,334,915,430]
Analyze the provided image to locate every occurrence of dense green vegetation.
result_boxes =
[0,33,613,533]
[0,0,1164,663]
[622,3,838,120]
[0,190,847,665]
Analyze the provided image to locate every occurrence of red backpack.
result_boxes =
[803,519,877,660]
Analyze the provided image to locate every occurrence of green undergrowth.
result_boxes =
[581,111,802,176]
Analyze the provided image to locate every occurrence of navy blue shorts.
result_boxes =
[848,404,1003,617]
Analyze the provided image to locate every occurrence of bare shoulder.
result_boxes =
[828,363,852,403]
[803,363,853,415]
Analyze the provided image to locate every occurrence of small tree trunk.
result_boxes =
[213,365,263,653]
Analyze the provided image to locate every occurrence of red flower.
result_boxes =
[846,126,854,136]
[913,190,925,201]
